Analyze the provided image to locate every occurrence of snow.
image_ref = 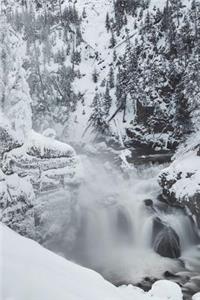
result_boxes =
[167,152,200,199]
[42,128,57,139]
[25,130,76,158]
[148,280,183,300]
[68,0,114,142]
[193,293,200,300]
[0,223,186,300]
[149,0,166,10]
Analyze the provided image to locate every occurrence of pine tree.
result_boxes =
[105,12,111,32]
[82,7,87,19]
[89,93,108,134]
[92,69,99,83]
[104,84,112,116]
[109,31,116,48]
[109,67,115,89]
[175,79,193,135]
[113,50,117,62]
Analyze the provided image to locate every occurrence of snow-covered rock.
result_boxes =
[0,223,183,300]
[193,293,200,300]
[2,130,80,192]
[159,133,200,228]
[0,173,35,238]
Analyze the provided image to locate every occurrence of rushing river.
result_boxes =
[36,147,200,297]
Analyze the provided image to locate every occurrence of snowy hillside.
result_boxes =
[41,0,200,152]
[2,0,199,150]
[69,0,114,141]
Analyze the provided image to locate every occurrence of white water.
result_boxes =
[36,151,200,287]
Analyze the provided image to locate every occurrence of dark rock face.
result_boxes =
[152,217,181,259]
[125,124,178,153]
[154,228,181,258]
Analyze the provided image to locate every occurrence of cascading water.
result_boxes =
[36,148,200,294]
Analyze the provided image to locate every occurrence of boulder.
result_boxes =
[144,199,153,207]
[152,217,181,258]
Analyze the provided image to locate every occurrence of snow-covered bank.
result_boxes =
[159,133,200,228]
[0,223,187,300]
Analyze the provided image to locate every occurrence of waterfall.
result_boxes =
[38,151,200,286]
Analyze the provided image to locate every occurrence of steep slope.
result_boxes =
[68,0,200,150]
[68,0,114,142]
[3,0,199,151]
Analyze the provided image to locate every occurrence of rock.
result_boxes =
[137,277,157,292]
[152,217,181,258]
[152,217,165,237]
[126,124,177,153]
[144,199,153,207]
[154,228,181,258]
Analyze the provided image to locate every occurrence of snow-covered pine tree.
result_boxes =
[89,93,109,135]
